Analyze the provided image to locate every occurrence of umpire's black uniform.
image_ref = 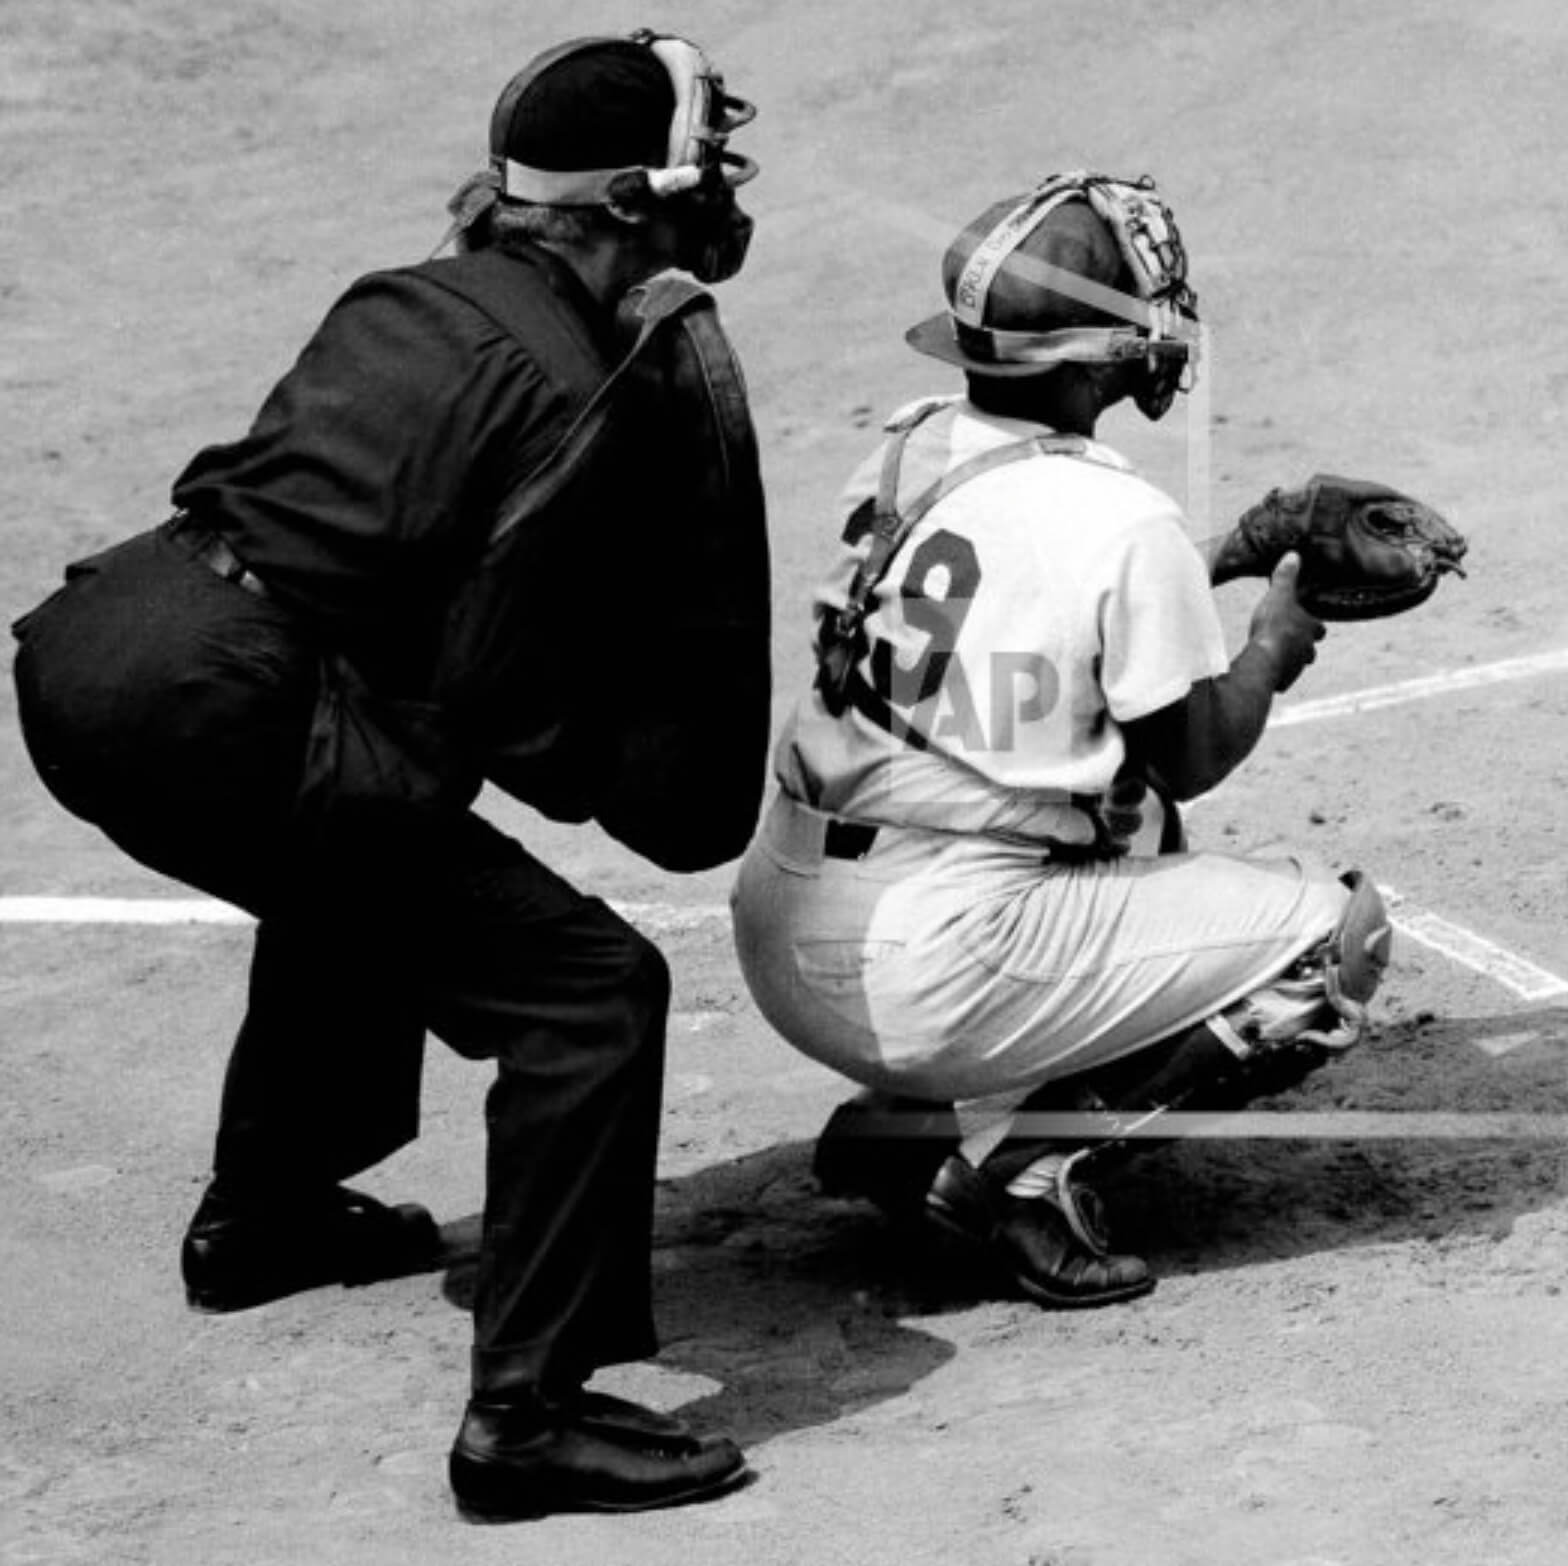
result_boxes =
[12,240,770,1404]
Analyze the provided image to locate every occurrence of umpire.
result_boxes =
[11,31,769,1522]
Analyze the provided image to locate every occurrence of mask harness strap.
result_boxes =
[815,405,1112,721]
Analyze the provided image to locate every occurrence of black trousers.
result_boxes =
[12,525,665,1397]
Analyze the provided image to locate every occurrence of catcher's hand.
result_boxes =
[1250,553,1325,692]
[1210,474,1468,620]
[1103,770,1149,848]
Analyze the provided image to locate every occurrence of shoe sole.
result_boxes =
[184,1274,335,1313]
[924,1199,1155,1310]
[453,1461,752,1522]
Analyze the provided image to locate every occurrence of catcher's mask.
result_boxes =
[905,172,1199,420]
[451,29,757,283]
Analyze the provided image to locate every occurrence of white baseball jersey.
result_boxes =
[776,396,1230,848]
[734,393,1353,1109]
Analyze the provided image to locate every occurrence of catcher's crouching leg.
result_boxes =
[815,875,1390,1306]
[1206,868,1392,1066]
[925,871,1393,1309]
[1049,869,1394,1151]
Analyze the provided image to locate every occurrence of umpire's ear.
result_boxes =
[604,170,660,225]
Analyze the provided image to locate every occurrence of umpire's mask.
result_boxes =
[479,30,758,284]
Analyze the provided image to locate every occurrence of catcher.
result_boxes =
[731,171,1465,1308]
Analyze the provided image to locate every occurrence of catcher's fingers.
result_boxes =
[1253,552,1325,693]
[1104,772,1148,843]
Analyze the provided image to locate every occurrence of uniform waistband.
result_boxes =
[761,793,906,864]
[762,791,1112,868]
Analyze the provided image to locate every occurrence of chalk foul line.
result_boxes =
[5,648,1568,996]
[0,896,253,925]
[1271,647,1568,728]
[0,894,729,932]
[3,886,1565,1004]
[1380,888,1568,1002]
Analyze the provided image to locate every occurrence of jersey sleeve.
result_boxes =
[1096,501,1230,724]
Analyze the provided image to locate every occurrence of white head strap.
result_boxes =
[497,31,757,208]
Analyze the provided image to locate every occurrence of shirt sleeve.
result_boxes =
[171,269,561,641]
[1096,501,1231,724]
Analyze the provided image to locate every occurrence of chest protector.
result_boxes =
[416,249,771,865]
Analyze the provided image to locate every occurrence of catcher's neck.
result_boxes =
[965,366,1104,437]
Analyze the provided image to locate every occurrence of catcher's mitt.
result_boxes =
[1210,474,1467,620]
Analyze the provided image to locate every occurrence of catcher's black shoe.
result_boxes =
[181,1182,442,1313]
[449,1391,749,1522]
[925,1152,1154,1309]
[812,1090,959,1222]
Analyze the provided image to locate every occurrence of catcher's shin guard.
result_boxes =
[1001,1024,1250,1180]
[1312,869,1393,1045]
[1011,871,1393,1175]
[1206,869,1392,1059]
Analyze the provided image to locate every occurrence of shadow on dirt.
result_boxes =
[437,1147,962,1446]
[434,1005,1568,1445]
[1114,1002,1568,1273]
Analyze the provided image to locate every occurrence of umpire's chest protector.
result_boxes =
[425,253,772,866]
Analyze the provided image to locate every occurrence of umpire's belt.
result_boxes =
[170,513,272,600]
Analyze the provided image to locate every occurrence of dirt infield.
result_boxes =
[4,2,1568,1563]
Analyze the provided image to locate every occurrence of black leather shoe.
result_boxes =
[925,1153,1154,1308]
[812,1091,959,1221]
[181,1183,442,1313]
[449,1391,749,1521]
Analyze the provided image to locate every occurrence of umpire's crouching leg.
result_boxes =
[419,835,671,1400]
[424,838,746,1517]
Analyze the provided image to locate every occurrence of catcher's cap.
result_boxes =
[489,30,758,207]
[905,172,1199,385]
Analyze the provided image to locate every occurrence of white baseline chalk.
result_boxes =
[1381,888,1568,1002]
[0,896,252,925]
[0,894,729,934]
[1272,647,1568,728]
[6,650,1568,995]
[4,889,1564,1004]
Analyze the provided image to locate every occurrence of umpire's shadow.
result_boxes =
[439,1138,959,1448]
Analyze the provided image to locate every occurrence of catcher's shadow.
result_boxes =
[1114,1001,1568,1275]
[437,1003,1568,1436]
